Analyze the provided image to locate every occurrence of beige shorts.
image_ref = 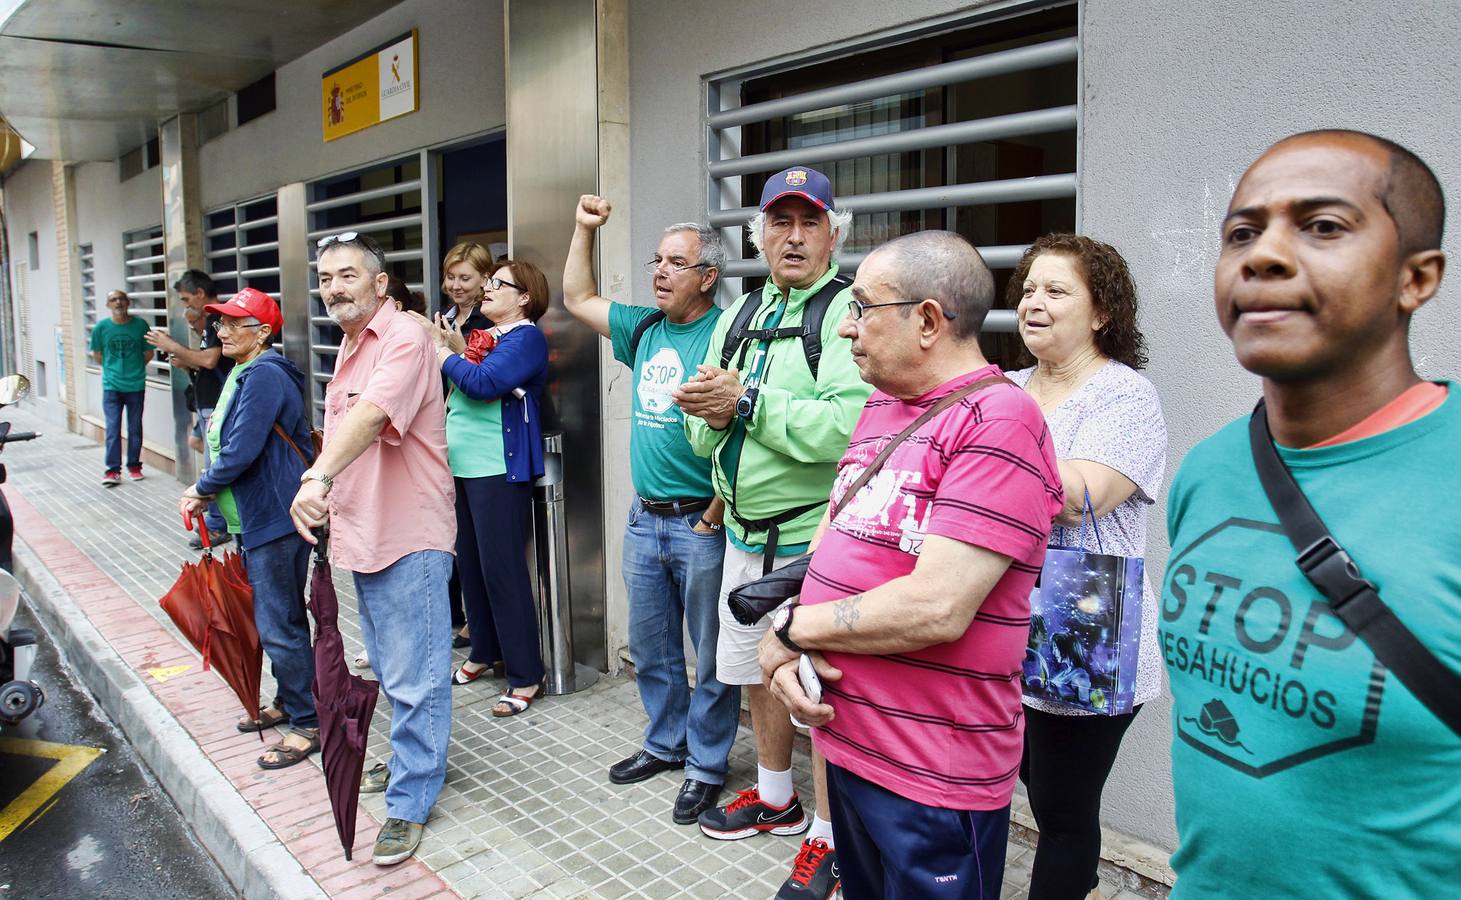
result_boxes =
[715,543,809,686]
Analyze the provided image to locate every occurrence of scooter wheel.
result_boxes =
[0,679,43,723]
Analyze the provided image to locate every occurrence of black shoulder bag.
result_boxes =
[726,375,1012,625]
[1249,399,1461,737]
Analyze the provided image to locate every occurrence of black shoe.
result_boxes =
[608,749,684,785]
[777,838,839,899]
[672,779,723,825]
[188,529,233,550]
[452,634,471,649]
[698,786,808,840]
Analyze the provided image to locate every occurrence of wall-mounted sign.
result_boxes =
[322,30,419,142]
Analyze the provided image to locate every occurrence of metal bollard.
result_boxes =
[532,432,598,695]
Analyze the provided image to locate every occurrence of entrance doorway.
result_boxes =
[434,137,507,315]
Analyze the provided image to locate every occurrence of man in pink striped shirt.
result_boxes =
[759,231,1062,899]
[290,232,455,867]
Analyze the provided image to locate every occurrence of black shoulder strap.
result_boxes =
[798,274,852,380]
[1248,400,1461,737]
[627,310,667,361]
[718,275,851,379]
[719,288,765,371]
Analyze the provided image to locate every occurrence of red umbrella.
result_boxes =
[307,531,380,861]
[161,513,263,731]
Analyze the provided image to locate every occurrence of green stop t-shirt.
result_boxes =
[90,317,152,392]
[446,388,506,479]
[608,303,718,501]
[1161,384,1461,898]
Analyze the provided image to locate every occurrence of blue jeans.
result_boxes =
[102,389,144,471]
[622,501,738,784]
[828,762,1010,900]
[353,549,454,824]
[242,532,317,730]
[196,408,226,533]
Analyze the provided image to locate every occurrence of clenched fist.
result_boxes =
[576,194,612,230]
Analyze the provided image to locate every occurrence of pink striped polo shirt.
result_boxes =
[805,365,1063,810]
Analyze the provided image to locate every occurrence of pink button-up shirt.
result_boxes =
[325,300,455,573]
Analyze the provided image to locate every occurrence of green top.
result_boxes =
[446,387,506,478]
[206,353,261,532]
[684,265,871,551]
[89,317,152,392]
[608,302,719,501]
[1162,384,1461,899]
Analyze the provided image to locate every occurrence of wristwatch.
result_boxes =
[771,602,804,653]
[300,468,334,491]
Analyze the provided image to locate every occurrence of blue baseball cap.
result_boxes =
[758,166,836,212]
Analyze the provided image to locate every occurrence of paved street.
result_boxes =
[0,605,232,899]
[0,404,1166,899]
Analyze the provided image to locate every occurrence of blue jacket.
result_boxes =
[441,325,548,484]
[195,351,314,550]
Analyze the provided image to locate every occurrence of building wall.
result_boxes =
[2,159,63,426]
[625,0,1461,853]
[197,0,506,210]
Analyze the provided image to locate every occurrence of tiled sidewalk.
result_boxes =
[2,405,1127,899]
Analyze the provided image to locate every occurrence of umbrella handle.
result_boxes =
[184,511,213,552]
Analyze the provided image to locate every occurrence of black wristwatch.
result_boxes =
[771,602,804,653]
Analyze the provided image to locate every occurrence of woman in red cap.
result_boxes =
[179,287,322,770]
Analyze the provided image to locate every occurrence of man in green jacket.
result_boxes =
[675,166,869,900]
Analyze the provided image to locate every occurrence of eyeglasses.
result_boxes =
[488,276,522,291]
[643,259,709,275]
[316,231,359,249]
[212,321,264,335]
[848,298,958,321]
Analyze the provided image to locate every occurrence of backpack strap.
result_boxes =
[718,275,851,379]
[627,309,668,361]
[1248,399,1461,738]
[719,288,765,371]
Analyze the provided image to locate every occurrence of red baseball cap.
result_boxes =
[204,287,283,333]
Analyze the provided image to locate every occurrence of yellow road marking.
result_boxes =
[146,664,193,683]
[0,737,105,841]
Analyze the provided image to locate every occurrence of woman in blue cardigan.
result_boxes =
[417,259,550,717]
[178,288,319,768]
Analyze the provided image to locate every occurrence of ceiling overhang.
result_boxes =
[0,0,400,162]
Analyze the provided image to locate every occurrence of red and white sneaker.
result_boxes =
[777,838,840,899]
[102,470,122,487]
[127,465,145,481]
[697,786,808,840]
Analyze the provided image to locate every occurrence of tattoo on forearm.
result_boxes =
[832,595,863,631]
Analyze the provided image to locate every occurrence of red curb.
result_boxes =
[5,485,458,899]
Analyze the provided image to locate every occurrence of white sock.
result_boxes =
[758,764,795,808]
[807,815,835,847]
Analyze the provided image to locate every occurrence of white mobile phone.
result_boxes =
[790,653,822,730]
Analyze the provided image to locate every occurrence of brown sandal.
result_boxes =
[258,729,320,770]
[237,706,289,733]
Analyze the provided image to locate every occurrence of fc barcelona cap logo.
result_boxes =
[758,165,836,212]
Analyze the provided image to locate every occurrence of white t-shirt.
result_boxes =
[1009,360,1168,713]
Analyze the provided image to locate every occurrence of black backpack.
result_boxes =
[626,275,852,379]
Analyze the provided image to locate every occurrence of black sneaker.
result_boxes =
[698,786,808,840]
[672,778,722,825]
[777,838,839,899]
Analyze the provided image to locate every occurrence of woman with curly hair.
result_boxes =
[1006,234,1168,900]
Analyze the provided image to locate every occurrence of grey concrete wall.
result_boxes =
[197,0,505,209]
[626,0,1461,853]
[1,159,63,425]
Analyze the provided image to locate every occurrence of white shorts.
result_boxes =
[715,543,809,686]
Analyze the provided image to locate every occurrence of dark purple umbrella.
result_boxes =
[307,533,379,861]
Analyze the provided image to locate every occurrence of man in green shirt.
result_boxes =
[89,289,153,486]
[675,166,869,900]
